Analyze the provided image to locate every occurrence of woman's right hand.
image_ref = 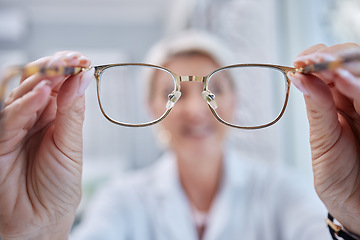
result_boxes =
[0,51,94,239]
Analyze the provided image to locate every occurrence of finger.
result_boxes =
[22,51,89,75]
[9,54,68,104]
[0,80,52,154]
[51,51,90,68]
[22,51,90,86]
[293,44,360,96]
[21,56,49,80]
[6,75,64,107]
[294,43,360,73]
[335,69,360,112]
[295,44,327,59]
[52,68,94,161]
[322,43,359,57]
[293,53,338,86]
[295,43,358,60]
[293,44,360,109]
[287,72,341,158]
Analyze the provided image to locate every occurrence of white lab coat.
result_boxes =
[71,150,331,240]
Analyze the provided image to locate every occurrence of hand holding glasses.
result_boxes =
[2,53,359,129]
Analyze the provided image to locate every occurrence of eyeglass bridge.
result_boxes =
[179,75,205,82]
[166,75,218,111]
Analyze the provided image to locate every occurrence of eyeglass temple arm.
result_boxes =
[0,65,93,109]
[0,65,25,109]
[23,65,88,78]
[14,53,360,79]
[296,53,360,74]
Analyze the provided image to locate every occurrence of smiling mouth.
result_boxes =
[183,125,213,139]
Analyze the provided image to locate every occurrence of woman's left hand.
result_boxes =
[288,43,360,235]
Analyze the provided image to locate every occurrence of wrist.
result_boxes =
[335,217,360,236]
[327,213,360,239]
[3,232,69,240]
[2,222,71,240]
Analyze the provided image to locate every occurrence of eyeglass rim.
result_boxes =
[205,64,293,129]
[93,63,294,129]
[93,63,178,127]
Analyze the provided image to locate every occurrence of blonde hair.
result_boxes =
[143,30,235,102]
[145,30,234,68]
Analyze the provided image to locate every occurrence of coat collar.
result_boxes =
[151,151,198,240]
[204,149,249,240]
[151,149,250,240]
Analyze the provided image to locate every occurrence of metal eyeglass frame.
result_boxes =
[2,54,359,129]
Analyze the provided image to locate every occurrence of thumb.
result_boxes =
[287,72,341,159]
[53,68,94,161]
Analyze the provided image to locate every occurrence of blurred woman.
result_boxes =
[70,32,329,240]
[1,31,360,240]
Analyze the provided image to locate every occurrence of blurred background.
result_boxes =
[1,0,360,215]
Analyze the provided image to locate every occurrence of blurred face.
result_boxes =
[149,53,235,160]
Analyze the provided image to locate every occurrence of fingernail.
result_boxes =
[287,72,310,96]
[294,53,336,64]
[294,55,309,63]
[65,52,81,60]
[319,70,334,81]
[336,68,356,82]
[77,68,94,96]
[294,54,316,63]
[69,58,80,66]
[34,80,50,91]
[78,56,91,66]
[319,53,337,62]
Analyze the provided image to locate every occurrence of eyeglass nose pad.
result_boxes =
[202,90,218,109]
[166,90,182,109]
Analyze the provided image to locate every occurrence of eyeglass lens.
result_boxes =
[98,65,176,125]
[207,66,288,128]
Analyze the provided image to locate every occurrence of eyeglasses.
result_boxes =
[2,54,359,129]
